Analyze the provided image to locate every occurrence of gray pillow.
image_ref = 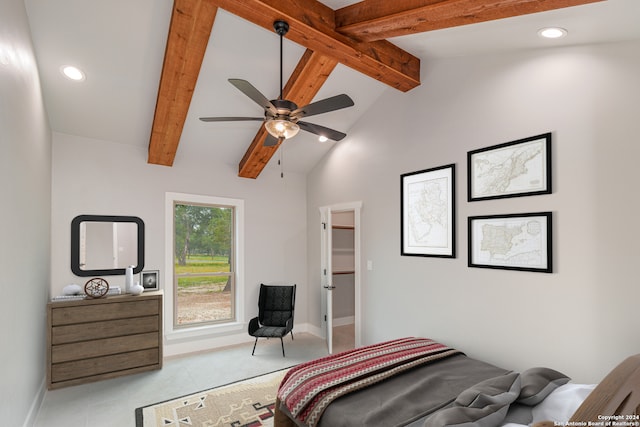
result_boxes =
[517,367,570,406]
[423,373,521,427]
[455,372,521,408]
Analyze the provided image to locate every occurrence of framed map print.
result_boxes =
[467,133,551,201]
[401,164,455,258]
[468,212,552,273]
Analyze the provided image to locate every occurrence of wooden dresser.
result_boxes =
[47,291,163,389]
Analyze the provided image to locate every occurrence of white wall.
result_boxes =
[51,132,308,354]
[0,0,51,425]
[307,40,640,384]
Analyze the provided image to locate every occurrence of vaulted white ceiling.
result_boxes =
[24,0,640,175]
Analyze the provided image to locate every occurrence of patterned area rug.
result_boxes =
[135,369,290,427]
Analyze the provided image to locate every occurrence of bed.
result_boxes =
[274,337,640,427]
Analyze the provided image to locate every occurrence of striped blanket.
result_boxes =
[277,337,462,427]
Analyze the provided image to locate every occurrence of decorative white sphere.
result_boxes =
[63,284,83,295]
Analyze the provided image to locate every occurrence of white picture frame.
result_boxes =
[141,270,159,291]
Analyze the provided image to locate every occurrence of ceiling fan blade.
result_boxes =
[298,121,347,141]
[228,79,277,115]
[264,134,284,147]
[291,94,354,119]
[199,117,264,122]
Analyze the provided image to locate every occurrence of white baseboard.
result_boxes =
[23,378,45,427]
[333,316,355,327]
[304,322,323,338]
[163,322,322,358]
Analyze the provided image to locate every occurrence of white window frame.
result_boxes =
[164,192,245,341]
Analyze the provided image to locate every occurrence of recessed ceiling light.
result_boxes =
[318,135,329,143]
[61,65,86,81]
[538,27,568,39]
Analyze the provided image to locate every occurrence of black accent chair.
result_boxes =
[248,284,296,357]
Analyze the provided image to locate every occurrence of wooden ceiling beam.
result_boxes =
[208,0,421,93]
[335,0,604,42]
[238,49,339,178]
[148,0,601,176]
[148,0,420,171]
[148,0,217,166]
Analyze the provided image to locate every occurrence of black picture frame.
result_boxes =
[468,133,552,202]
[401,164,456,258]
[468,212,553,273]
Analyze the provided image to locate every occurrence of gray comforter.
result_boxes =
[314,353,509,427]
[277,351,570,427]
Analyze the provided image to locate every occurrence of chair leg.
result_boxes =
[252,338,258,356]
[280,337,285,357]
[290,331,294,340]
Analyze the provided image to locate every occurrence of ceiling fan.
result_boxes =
[199,20,355,147]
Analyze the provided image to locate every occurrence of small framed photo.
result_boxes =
[401,164,456,258]
[468,133,551,201]
[468,212,552,273]
[141,270,159,291]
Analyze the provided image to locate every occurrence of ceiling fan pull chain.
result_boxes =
[280,146,284,178]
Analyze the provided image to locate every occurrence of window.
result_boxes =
[165,193,244,335]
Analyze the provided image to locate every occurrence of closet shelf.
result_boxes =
[333,270,355,275]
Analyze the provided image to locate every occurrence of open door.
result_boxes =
[320,207,334,354]
[320,202,362,355]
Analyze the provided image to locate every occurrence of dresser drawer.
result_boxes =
[51,299,159,325]
[51,315,159,345]
[51,332,159,363]
[51,348,160,383]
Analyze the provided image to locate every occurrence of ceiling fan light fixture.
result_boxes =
[265,119,300,140]
[318,135,329,143]
[199,19,353,148]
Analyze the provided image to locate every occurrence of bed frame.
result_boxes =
[275,353,640,427]
[274,399,298,427]
[533,354,640,427]
[564,353,640,422]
